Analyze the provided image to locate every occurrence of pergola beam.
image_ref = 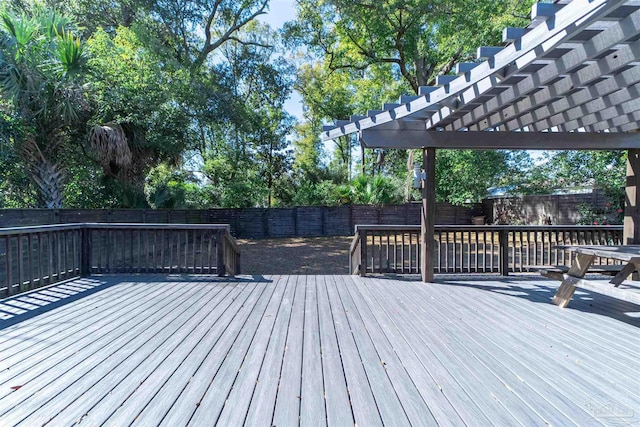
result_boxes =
[359,128,640,150]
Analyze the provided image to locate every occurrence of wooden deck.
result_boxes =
[0,275,638,426]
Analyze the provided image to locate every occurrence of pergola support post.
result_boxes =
[624,149,640,244]
[421,148,436,282]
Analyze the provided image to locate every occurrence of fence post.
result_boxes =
[80,226,91,277]
[499,229,509,276]
[217,229,226,277]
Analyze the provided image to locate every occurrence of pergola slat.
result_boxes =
[444,7,640,132]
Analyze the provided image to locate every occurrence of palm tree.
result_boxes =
[0,8,87,208]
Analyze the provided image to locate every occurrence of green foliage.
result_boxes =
[518,151,626,196]
[337,174,403,206]
[85,26,193,196]
[435,150,527,204]
[145,164,206,209]
[576,202,624,226]
[286,0,531,91]
[0,7,88,207]
[291,180,339,206]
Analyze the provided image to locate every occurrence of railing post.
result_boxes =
[360,229,367,276]
[217,229,226,277]
[80,226,91,277]
[499,229,509,276]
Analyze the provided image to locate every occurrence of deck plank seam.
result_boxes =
[381,278,599,426]
[340,275,439,426]
[0,280,216,423]
[436,282,640,402]
[75,280,247,425]
[412,280,638,417]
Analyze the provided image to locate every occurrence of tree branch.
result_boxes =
[192,0,269,73]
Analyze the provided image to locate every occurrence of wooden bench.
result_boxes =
[530,264,629,281]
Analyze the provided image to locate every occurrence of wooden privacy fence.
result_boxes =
[350,225,624,276]
[0,223,241,298]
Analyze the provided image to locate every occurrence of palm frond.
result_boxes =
[1,12,37,51]
[89,123,132,168]
[55,28,86,76]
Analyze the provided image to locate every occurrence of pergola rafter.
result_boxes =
[320,0,640,282]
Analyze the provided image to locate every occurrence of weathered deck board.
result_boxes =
[299,275,327,427]
[52,281,247,425]
[271,274,306,427]
[374,278,596,426]
[1,281,219,424]
[0,274,637,426]
[314,275,353,427]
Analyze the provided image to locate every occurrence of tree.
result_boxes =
[198,22,296,207]
[286,0,531,93]
[0,8,88,207]
[436,150,529,204]
[286,0,536,205]
[85,27,193,203]
[520,150,626,199]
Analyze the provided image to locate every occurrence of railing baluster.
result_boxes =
[17,235,24,293]
[6,236,13,296]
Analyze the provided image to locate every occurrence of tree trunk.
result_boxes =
[21,138,65,208]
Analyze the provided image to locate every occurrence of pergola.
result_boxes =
[322,0,640,282]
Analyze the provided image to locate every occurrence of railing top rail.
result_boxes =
[83,223,231,231]
[355,225,422,232]
[0,223,233,236]
[354,224,623,231]
[349,232,361,254]
[0,223,85,236]
[222,231,241,254]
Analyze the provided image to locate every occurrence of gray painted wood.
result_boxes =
[333,276,413,427]
[121,280,258,426]
[339,276,438,426]
[0,280,161,367]
[348,276,463,426]
[314,275,354,427]
[1,275,638,426]
[0,282,177,397]
[214,276,292,426]
[324,276,384,427]
[0,282,175,396]
[299,275,328,427]
[243,276,299,427]
[53,281,247,425]
[157,278,273,427]
[358,278,519,426]
[186,276,282,426]
[0,281,217,424]
[271,275,306,427]
[22,280,233,425]
[379,278,600,426]
[440,280,640,415]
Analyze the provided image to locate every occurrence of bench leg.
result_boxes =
[609,262,637,287]
[552,253,594,307]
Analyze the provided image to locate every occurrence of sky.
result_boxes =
[258,0,304,120]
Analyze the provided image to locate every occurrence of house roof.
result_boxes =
[321,0,640,150]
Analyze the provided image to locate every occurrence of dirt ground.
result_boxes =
[237,236,353,275]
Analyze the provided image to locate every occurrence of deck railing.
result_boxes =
[350,224,624,276]
[0,223,241,298]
